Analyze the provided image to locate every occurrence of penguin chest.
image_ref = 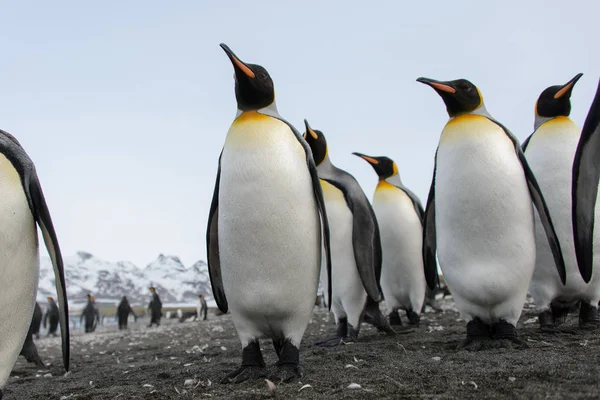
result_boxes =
[0,153,39,388]
[435,115,535,300]
[373,183,425,307]
[218,112,320,317]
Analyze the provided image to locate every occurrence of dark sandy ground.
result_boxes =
[6,298,600,399]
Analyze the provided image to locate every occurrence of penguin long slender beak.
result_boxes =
[304,119,318,140]
[352,152,379,165]
[220,43,256,79]
[416,77,456,94]
[555,73,584,99]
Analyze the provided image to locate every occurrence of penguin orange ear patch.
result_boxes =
[430,82,456,94]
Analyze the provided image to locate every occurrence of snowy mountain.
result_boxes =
[37,251,212,308]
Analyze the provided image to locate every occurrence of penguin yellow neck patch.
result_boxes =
[376,180,396,191]
[442,114,497,143]
[233,111,271,125]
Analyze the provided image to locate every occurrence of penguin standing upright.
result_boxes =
[572,79,600,303]
[207,44,331,383]
[417,77,566,350]
[524,74,600,331]
[43,297,60,336]
[116,296,136,330]
[147,287,162,327]
[0,129,69,398]
[353,153,438,326]
[302,122,393,346]
[81,294,97,333]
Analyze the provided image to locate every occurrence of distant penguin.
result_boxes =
[417,77,566,350]
[0,129,69,397]
[572,79,600,313]
[147,287,162,327]
[19,302,45,367]
[301,122,393,346]
[207,44,331,383]
[524,74,600,331]
[81,294,97,333]
[353,153,438,326]
[43,297,60,336]
[116,296,136,330]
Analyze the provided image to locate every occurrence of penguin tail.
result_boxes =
[363,297,395,335]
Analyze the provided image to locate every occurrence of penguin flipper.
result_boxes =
[485,117,567,285]
[323,173,383,302]
[521,133,533,152]
[423,150,440,290]
[27,172,70,372]
[206,154,228,313]
[397,186,425,223]
[572,79,600,283]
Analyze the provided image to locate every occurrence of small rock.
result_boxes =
[432,357,441,361]
[44,373,53,378]
[220,346,227,351]
[508,377,516,382]
[347,383,362,390]
[184,363,193,367]
[184,379,195,386]
[345,364,358,369]
[143,384,154,388]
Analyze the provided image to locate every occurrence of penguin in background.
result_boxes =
[19,302,45,367]
[353,153,438,326]
[302,121,394,346]
[417,77,566,350]
[524,74,600,331]
[207,44,331,383]
[43,297,60,336]
[572,79,600,315]
[0,129,69,398]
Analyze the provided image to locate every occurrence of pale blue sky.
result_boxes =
[1,1,598,267]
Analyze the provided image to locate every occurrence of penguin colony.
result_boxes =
[2,44,600,395]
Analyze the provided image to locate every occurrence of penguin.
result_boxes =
[301,122,393,346]
[0,129,69,398]
[116,296,136,330]
[572,79,600,310]
[147,287,162,327]
[19,302,45,367]
[81,294,97,333]
[524,74,600,331]
[417,77,566,350]
[353,153,438,326]
[207,44,331,383]
[43,297,60,336]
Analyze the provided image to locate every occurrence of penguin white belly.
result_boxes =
[373,183,425,314]
[525,118,600,307]
[0,153,39,389]
[319,180,366,328]
[435,115,535,325]
[218,112,321,347]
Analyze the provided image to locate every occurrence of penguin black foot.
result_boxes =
[20,336,45,367]
[579,303,600,330]
[461,318,492,351]
[406,310,420,327]
[551,303,572,326]
[539,310,559,333]
[493,320,528,348]
[363,300,395,335]
[315,317,348,346]
[269,340,302,383]
[221,340,266,384]
[389,311,402,326]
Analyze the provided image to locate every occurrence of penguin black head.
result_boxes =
[417,77,483,117]
[353,153,397,179]
[536,73,583,118]
[220,43,275,111]
[302,120,328,166]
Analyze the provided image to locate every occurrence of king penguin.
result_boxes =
[572,79,600,309]
[0,129,69,398]
[302,121,393,346]
[417,77,566,350]
[353,153,438,327]
[207,44,331,383]
[524,74,600,331]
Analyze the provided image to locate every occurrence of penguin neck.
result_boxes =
[534,115,554,131]
[450,104,492,120]
[235,101,280,119]
[384,174,403,187]
[316,156,336,179]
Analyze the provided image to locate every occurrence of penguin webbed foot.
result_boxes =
[460,318,492,351]
[389,311,402,326]
[221,340,266,384]
[221,365,267,384]
[406,310,420,327]
[269,339,302,383]
[314,336,345,347]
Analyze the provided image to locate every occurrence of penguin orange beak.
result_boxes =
[352,152,380,165]
[220,43,256,79]
[416,77,456,94]
[304,119,318,140]
[554,73,584,99]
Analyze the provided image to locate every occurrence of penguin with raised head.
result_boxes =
[207,44,331,383]
[572,79,600,317]
[0,129,69,398]
[353,153,438,326]
[302,122,393,346]
[417,77,566,350]
[524,74,600,331]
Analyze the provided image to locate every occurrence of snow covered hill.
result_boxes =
[37,251,212,308]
